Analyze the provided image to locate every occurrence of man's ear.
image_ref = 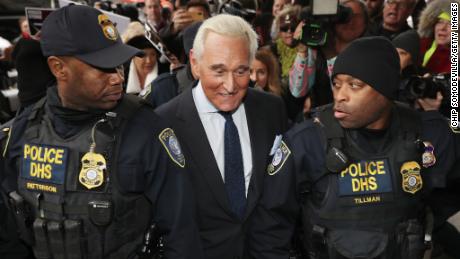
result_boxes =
[47,56,67,80]
[189,49,200,79]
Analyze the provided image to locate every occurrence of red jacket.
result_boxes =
[420,37,450,74]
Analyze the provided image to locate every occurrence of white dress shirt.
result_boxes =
[192,82,253,196]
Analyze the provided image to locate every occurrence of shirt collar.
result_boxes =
[193,81,219,113]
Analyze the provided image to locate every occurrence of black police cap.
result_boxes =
[40,5,143,69]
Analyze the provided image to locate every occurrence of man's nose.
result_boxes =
[250,72,257,82]
[109,68,124,85]
[333,87,348,103]
[222,72,237,93]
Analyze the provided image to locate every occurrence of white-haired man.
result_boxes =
[156,14,288,258]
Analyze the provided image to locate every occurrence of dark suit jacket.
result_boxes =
[156,85,288,259]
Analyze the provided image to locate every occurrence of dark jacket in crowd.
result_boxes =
[156,85,288,259]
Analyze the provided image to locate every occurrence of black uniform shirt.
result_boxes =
[3,87,203,259]
[249,107,457,258]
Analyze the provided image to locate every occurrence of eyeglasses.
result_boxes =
[385,0,414,9]
[279,23,297,33]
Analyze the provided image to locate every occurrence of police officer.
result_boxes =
[250,36,457,259]
[1,5,203,259]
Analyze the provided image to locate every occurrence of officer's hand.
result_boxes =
[416,91,443,111]
[172,9,194,34]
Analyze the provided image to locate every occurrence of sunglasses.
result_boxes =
[279,23,298,32]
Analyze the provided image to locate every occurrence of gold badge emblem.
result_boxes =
[98,14,118,41]
[400,161,422,194]
[79,152,106,189]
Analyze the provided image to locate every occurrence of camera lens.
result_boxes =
[408,77,426,97]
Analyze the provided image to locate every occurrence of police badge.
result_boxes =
[159,128,185,168]
[79,151,106,189]
[400,161,423,194]
[421,141,436,168]
[267,141,291,176]
[98,14,118,41]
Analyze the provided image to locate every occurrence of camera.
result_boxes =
[299,0,352,47]
[402,74,450,101]
[219,0,258,22]
[95,0,115,12]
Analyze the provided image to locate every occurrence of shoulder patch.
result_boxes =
[269,135,282,156]
[267,140,291,176]
[158,128,185,168]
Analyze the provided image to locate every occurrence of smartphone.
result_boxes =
[189,11,204,21]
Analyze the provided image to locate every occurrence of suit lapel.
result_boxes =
[175,88,233,214]
[243,89,269,220]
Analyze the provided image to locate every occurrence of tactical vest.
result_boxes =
[16,95,151,259]
[303,104,426,259]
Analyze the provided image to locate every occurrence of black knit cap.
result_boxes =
[40,5,143,69]
[332,36,401,100]
[392,30,421,67]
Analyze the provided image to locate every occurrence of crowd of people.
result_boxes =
[0,0,455,120]
[0,0,458,258]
